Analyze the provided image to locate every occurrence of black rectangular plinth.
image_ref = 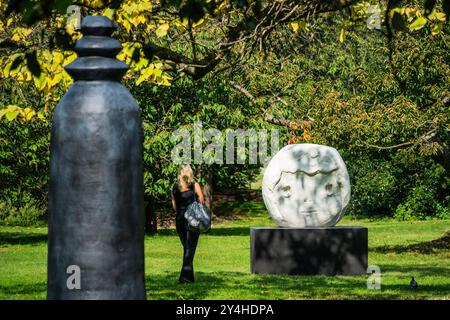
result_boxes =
[250,226,368,276]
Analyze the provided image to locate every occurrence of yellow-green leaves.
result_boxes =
[347,3,447,36]
[339,27,346,42]
[0,106,20,121]
[389,5,446,34]
[351,1,370,17]
[289,19,309,33]
[156,23,170,37]
[0,106,46,123]
[429,10,446,22]
[116,0,153,32]
[290,21,300,33]
[102,8,115,20]
[337,18,354,43]
[136,65,154,85]
[9,27,32,43]
[117,42,173,87]
[409,16,428,31]
[2,53,24,77]
[431,22,443,35]
[408,9,446,34]
[33,73,47,91]
[0,48,74,116]
[136,63,172,86]
[428,9,446,35]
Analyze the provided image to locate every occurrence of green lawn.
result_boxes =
[0,200,449,300]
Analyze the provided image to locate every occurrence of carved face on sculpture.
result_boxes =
[262,144,351,227]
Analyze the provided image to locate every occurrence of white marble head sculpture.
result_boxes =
[262,143,351,227]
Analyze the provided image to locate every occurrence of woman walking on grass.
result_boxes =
[171,164,205,283]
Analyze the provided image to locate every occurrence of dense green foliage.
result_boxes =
[0,71,52,225]
[0,1,449,225]
[131,76,275,205]
[230,11,450,220]
[0,76,281,225]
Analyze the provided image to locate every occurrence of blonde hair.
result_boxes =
[178,164,194,191]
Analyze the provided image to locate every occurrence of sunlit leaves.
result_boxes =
[136,63,172,86]
[431,21,444,34]
[290,21,300,33]
[407,7,446,34]
[428,9,447,21]
[102,7,116,20]
[155,23,170,37]
[10,27,32,42]
[0,105,45,123]
[117,41,146,68]
[409,16,428,30]
[346,2,447,36]
[116,0,153,32]
[0,45,75,119]
[339,27,346,42]
[286,118,313,144]
[383,2,448,36]
[351,1,371,17]
[117,41,173,86]
[289,19,309,33]
[0,0,182,114]
[419,141,444,157]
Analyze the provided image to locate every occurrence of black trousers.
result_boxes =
[176,214,200,282]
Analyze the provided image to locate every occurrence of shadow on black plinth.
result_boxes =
[250,227,368,276]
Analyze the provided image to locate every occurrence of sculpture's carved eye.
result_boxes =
[325,183,333,195]
[281,185,291,197]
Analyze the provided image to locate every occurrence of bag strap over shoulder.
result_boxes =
[191,183,198,202]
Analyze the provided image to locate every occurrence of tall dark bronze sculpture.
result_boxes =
[47,16,146,299]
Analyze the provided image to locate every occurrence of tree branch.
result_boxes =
[360,129,439,151]
[145,0,359,80]
[229,80,291,127]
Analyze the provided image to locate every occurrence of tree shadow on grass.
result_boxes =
[145,265,450,300]
[151,227,251,237]
[366,263,450,298]
[371,231,449,255]
[0,232,47,246]
[0,282,46,299]
[213,197,266,218]
[1,267,447,300]
[379,263,450,278]
[207,227,250,237]
[150,229,178,237]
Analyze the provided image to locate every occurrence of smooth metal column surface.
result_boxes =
[47,16,146,299]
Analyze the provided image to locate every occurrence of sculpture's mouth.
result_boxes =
[299,209,317,215]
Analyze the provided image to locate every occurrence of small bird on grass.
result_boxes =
[410,277,418,289]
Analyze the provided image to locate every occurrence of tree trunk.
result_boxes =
[144,196,157,235]
[433,143,450,177]
[203,170,214,212]
[196,166,214,213]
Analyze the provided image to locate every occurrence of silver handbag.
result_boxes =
[184,193,211,233]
